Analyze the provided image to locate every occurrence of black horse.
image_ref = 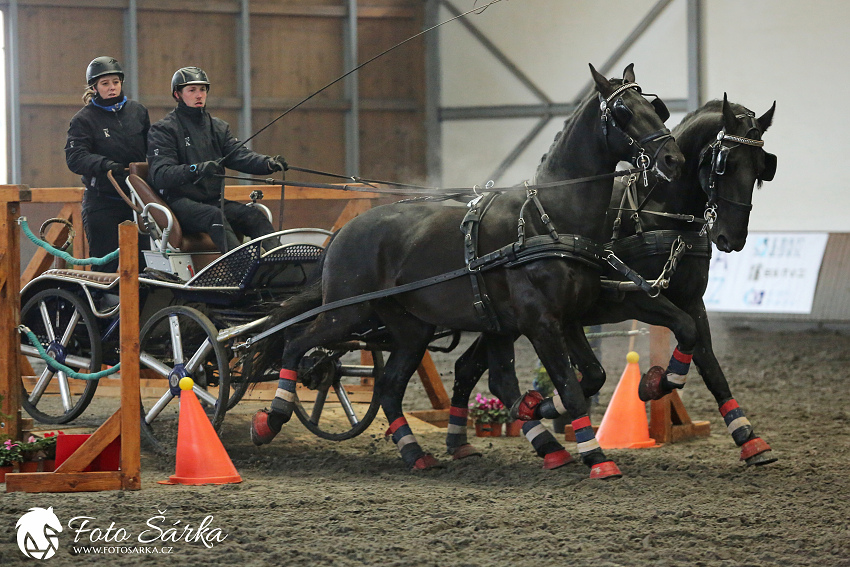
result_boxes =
[250,64,684,479]
[450,95,777,467]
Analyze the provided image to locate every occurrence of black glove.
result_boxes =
[268,155,288,173]
[103,161,125,176]
[190,160,224,179]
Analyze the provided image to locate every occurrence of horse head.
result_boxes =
[589,63,685,183]
[694,94,777,252]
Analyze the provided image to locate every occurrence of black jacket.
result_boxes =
[147,104,275,203]
[65,99,150,195]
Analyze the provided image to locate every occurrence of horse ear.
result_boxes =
[589,63,614,97]
[622,63,636,84]
[758,101,776,133]
[721,93,737,130]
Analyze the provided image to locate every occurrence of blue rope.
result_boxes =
[19,326,120,380]
[19,217,119,266]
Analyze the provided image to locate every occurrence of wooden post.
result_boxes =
[6,223,141,492]
[0,186,28,442]
[648,326,710,443]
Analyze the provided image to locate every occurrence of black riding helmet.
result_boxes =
[171,66,211,100]
[86,56,124,85]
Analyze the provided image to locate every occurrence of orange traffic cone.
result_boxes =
[159,377,242,485]
[596,352,657,449]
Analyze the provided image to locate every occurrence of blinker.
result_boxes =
[715,146,730,175]
[611,98,633,127]
[651,98,670,122]
[761,152,777,181]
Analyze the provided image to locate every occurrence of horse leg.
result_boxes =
[446,336,486,460]
[373,303,441,470]
[686,300,775,465]
[484,335,574,470]
[250,303,372,446]
[524,320,621,480]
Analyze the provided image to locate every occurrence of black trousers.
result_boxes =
[168,197,275,253]
[81,191,148,273]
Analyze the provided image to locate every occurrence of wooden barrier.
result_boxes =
[6,222,141,492]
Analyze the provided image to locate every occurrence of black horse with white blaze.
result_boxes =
[451,95,777,467]
[250,64,684,479]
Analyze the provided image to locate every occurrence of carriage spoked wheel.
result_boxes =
[19,288,102,424]
[138,306,230,455]
[293,343,384,441]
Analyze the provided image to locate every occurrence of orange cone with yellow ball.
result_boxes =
[595,352,657,449]
[159,377,242,485]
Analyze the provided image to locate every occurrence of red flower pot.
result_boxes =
[475,422,501,437]
[505,420,523,437]
[0,465,14,482]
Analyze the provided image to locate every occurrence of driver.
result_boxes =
[146,66,286,253]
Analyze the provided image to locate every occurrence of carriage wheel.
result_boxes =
[138,306,230,455]
[19,288,102,424]
[293,344,384,441]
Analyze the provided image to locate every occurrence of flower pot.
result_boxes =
[475,422,501,437]
[505,420,523,437]
[19,461,40,473]
[0,465,14,483]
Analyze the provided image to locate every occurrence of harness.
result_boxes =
[239,82,676,349]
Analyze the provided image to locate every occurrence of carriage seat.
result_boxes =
[126,162,219,253]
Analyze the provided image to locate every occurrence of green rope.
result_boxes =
[19,217,119,266]
[19,326,120,380]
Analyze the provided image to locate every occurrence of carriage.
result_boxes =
[18,163,388,453]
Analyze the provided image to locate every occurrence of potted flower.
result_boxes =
[20,433,58,473]
[0,438,24,481]
[469,393,510,437]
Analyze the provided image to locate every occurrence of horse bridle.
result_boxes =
[599,82,675,186]
[698,112,777,232]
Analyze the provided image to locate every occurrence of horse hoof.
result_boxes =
[412,454,443,470]
[510,390,544,421]
[589,460,622,480]
[741,437,776,465]
[542,449,574,470]
[250,409,279,446]
[638,366,666,401]
[450,444,483,460]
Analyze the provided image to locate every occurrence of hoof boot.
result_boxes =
[412,454,443,470]
[510,390,544,421]
[741,437,776,466]
[250,409,279,446]
[449,444,483,460]
[542,449,574,470]
[589,460,622,480]
[638,366,667,402]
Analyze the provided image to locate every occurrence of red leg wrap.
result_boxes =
[589,460,623,480]
[542,449,574,470]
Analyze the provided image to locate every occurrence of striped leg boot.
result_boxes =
[639,348,693,402]
[250,368,297,446]
[522,421,573,470]
[571,415,621,480]
[445,406,482,460]
[388,417,442,470]
[719,399,777,466]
